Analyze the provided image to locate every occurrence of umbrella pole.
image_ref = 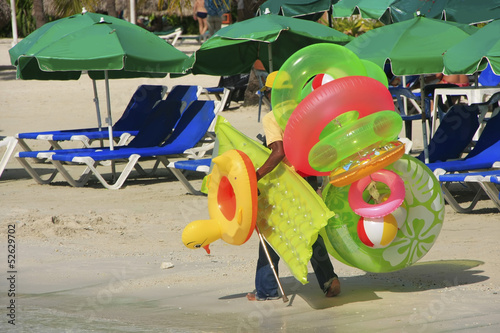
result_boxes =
[130,0,136,24]
[9,0,18,45]
[104,70,114,150]
[268,44,273,73]
[419,75,430,163]
[402,76,408,114]
[104,70,116,180]
[255,224,288,303]
[92,79,104,147]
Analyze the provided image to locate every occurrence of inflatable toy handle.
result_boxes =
[284,76,396,176]
[309,111,403,172]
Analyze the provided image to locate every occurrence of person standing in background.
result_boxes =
[193,0,208,38]
[204,0,230,36]
[237,0,245,22]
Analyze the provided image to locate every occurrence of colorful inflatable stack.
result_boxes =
[182,43,444,281]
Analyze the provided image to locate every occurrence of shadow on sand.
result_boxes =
[221,259,487,310]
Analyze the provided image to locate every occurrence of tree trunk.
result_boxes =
[0,1,11,31]
[33,0,46,28]
[243,69,261,106]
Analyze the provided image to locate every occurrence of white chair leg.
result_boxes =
[51,155,141,189]
[0,137,17,178]
[15,154,59,184]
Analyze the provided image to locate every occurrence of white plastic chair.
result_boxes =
[157,27,183,46]
[0,136,17,178]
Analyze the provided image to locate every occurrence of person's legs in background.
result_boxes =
[310,235,341,296]
[249,175,340,300]
[197,15,207,36]
[248,240,280,300]
[207,15,223,37]
[306,176,341,297]
[237,0,245,22]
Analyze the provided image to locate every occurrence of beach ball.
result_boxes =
[300,73,335,100]
[311,73,334,90]
[357,214,398,248]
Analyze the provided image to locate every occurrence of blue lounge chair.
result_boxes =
[167,158,212,195]
[201,86,231,112]
[17,100,218,189]
[425,111,500,212]
[479,63,500,87]
[417,104,480,163]
[165,85,203,113]
[389,86,431,142]
[16,99,183,186]
[426,110,500,173]
[16,85,168,151]
[428,139,500,174]
[472,92,500,144]
[433,169,500,213]
[14,84,204,153]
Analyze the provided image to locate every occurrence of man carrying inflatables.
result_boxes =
[246,72,341,301]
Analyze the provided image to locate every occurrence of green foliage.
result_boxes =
[332,16,384,37]
[15,0,36,37]
[166,0,192,14]
[51,0,99,18]
[165,15,198,35]
[360,18,385,32]
[0,0,101,38]
[0,22,13,38]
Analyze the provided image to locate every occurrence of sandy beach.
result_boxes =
[1,38,500,332]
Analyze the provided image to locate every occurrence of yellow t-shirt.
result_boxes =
[262,111,284,145]
[262,111,293,167]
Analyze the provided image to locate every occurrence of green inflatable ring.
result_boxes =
[361,59,389,88]
[322,154,445,273]
[271,43,367,130]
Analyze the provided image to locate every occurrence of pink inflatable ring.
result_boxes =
[347,169,405,219]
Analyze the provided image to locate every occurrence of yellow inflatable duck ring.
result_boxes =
[182,149,258,254]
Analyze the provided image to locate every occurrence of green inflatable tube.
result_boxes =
[322,155,445,273]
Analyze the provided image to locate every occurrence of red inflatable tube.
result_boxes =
[283,76,396,176]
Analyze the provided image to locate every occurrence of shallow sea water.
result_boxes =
[2,305,209,333]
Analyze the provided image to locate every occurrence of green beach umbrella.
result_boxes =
[444,20,500,75]
[346,15,477,163]
[188,13,352,75]
[9,11,188,80]
[332,0,500,25]
[345,16,478,75]
[332,0,395,24]
[257,0,336,22]
[9,10,189,149]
